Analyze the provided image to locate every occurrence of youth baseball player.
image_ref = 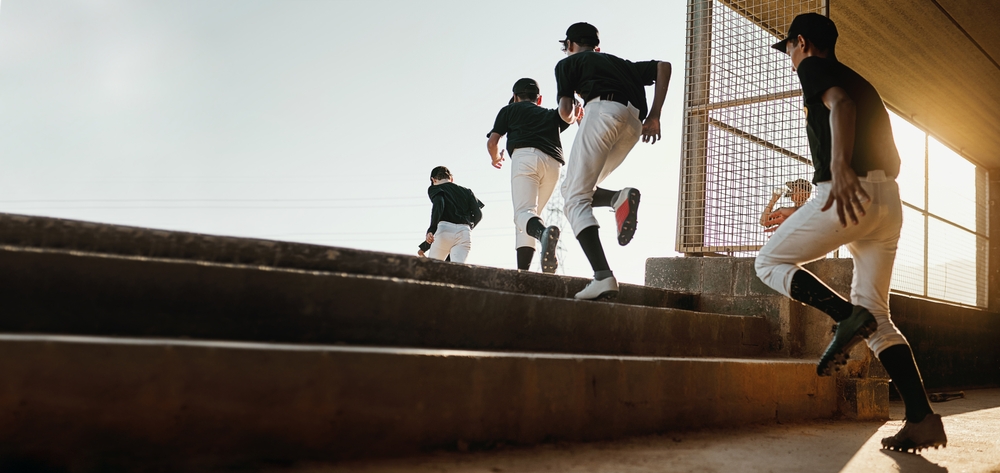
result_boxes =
[554,22,672,300]
[424,166,484,264]
[761,178,813,230]
[487,78,581,273]
[756,13,945,452]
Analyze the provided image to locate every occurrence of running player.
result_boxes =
[555,22,672,300]
[755,13,945,453]
[487,78,581,273]
[424,166,484,264]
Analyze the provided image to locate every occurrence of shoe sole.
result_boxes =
[541,227,559,274]
[882,442,947,454]
[817,318,878,377]
[575,290,619,301]
[615,189,640,246]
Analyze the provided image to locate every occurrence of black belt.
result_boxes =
[587,93,629,107]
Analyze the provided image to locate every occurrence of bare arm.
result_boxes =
[819,86,868,226]
[760,191,782,226]
[641,61,672,144]
[559,97,576,124]
[487,133,504,169]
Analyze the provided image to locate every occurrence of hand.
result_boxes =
[417,250,425,257]
[491,149,505,169]
[641,116,661,144]
[763,207,797,232]
[573,100,584,124]
[426,232,434,244]
[821,167,869,227]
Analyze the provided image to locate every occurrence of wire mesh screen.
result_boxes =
[678,0,824,254]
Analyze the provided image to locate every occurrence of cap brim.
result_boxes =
[772,38,789,52]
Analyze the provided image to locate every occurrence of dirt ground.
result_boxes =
[269,388,1000,473]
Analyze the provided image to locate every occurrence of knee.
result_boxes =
[754,254,774,281]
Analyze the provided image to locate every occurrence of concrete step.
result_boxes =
[0,213,697,310]
[0,246,768,358]
[0,334,837,468]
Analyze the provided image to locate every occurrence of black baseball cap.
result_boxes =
[559,22,599,46]
[509,78,540,104]
[771,13,838,53]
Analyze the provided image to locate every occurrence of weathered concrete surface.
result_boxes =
[0,246,767,358]
[645,257,859,359]
[0,213,696,310]
[298,388,1000,473]
[0,335,837,470]
[890,295,1000,391]
[837,378,889,421]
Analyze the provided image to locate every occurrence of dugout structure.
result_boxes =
[677,0,991,308]
[677,0,825,255]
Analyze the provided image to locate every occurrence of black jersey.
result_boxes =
[488,101,570,163]
[426,182,484,234]
[555,51,658,120]
[796,56,901,183]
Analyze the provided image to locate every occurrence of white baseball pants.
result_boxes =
[427,221,471,263]
[562,98,642,236]
[511,147,561,250]
[754,170,908,356]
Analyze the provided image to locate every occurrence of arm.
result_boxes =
[487,133,505,169]
[759,191,782,227]
[426,194,445,241]
[559,96,577,124]
[642,61,672,144]
[820,86,868,226]
[470,204,483,228]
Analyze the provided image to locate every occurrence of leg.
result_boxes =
[427,223,457,261]
[755,182,878,375]
[449,226,472,264]
[562,101,629,237]
[510,149,543,251]
[516,247,534,270]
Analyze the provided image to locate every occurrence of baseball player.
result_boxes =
[554,22,672,300]
[761,178,813,230]
[756,13,944,452]
[487,78,581,273]
[424,166,484,264]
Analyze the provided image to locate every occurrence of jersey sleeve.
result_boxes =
[487,107,508,138]
[796,57,841,103]
[633,60,658,85]
[555,58,578,100]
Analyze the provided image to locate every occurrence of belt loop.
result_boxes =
[866,170,886,183]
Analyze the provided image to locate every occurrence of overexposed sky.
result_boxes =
[0,0,688,284]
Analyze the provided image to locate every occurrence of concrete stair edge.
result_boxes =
[0,214,697,310]
[0,334,839,466]
[0,246,768,358]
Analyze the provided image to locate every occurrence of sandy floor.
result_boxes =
[270,388,1000,473]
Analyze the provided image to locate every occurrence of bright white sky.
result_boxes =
[0,0,689,284]
[0,1,980,299]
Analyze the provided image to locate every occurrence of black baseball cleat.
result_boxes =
[881,414,947,453]
[817,306,878,376]
[540,225,560,274]
[612,187,640,246]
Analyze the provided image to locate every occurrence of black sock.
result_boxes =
[879,344,934,422]
[592,187,616,208]
[788,269,854,322]
[515,247,534,270]
[526,217,546,240]
[576,226,612,278]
